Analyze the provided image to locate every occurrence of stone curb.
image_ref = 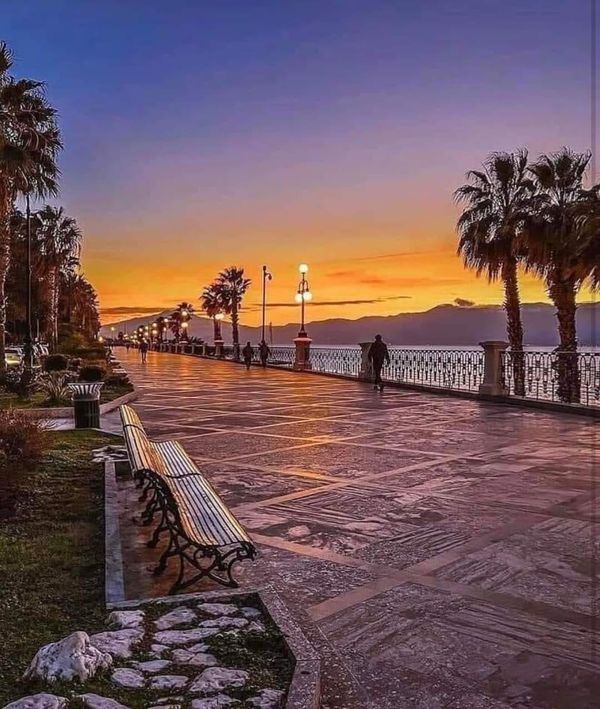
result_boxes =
[107,589,321,709]
[15,389,138,420]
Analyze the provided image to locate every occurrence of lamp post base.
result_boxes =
[293,336,312,370]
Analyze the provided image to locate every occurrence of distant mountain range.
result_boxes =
[100,302,600,347]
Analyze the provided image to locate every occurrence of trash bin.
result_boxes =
[67,382,104,429]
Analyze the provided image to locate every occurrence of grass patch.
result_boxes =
[0,429,116,705]
[0,381,133,409]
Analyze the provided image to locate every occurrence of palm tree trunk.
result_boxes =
[548,275,580,403]
[232,300,240,360]
[501,258,525,396]
[212,316,219,343]
[0,182,12,381]
[51,266,59,350]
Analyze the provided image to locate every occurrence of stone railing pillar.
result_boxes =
[202,342,208,356]
[479,341,509,396]
[214,339,224,358]
[293,336,312,370]
[359,342,373,381]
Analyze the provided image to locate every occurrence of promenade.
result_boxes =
[115,348,599,708]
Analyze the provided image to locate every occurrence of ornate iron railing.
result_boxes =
[309,346,362,376]
[501,350,600,406]
[384,348,483,391]
[268,346,295,367]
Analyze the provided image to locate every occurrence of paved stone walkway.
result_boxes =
[114,348,600,708]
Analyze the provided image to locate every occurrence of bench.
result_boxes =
[119,404,256,593]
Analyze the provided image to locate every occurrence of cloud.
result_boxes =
[252,295,410,309]
[454,298,475,307]
[100,306,166,316]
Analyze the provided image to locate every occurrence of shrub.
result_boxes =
[36,372,72,405]
[44,354,69,372]
[105,372,130,387]
[0,409,49,465]
[79,365,105,382]
[75,346,107,362]
[69,357,82,371]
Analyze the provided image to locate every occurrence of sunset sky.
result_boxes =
[4,1,592,326]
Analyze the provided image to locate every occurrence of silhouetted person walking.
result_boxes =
[259,340,271,368]
[242,342,253,370]
[140,340,149,363]
[368,334,390,392]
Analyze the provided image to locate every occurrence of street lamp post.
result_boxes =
[261,265,272,343]
[293,263,313,370]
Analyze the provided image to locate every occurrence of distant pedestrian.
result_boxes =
[126,341,131,352]
[368,334,390,392]
[259,340,271,368]
[242,342,253,370]
[140,339,149,363]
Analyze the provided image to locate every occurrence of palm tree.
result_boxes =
[214,267,251,360]
[37,205,81,349]
[0,42,61,378]
[525,148,594,403]
[200,285,224,343]
[455,150,535,396]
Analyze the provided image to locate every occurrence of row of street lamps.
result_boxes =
[108,263,313,345]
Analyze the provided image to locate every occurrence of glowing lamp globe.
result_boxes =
[302,291,313,301]
[295,292,303,303]
[299,263,309,274]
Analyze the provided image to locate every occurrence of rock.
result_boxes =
[111,667,146,689]
[89,629,143,659]
[190,696,235,709]
[106,610,145,629]
[189,666,249,693]
[4,694,68,709]
[131,659,172,673]
[171,648,217,667]
[200,616,247,629]
[154,627,218,645]
[245,621,266,633]
[23,632,112,684]
[148,674,189,691]
[151,700,184,706]
[240,606,262,619]
[148,706,181,709]
[197,603,238,616]
[155,607,197,630]
[149,643,169,657]
[77,694,130,709]
[186,642,209,653]
[249,688,285,708]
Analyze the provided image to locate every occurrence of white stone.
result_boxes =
[4,694,68,709]
[190,696,235,709]
[245,621,266,633]
[150,643,169,657]
[89,629,143,659]
[186,642,209,653]
[77,694,130,709]
[155,607,197,630]
[171,648,217,667]
[106,610,145,629]
[240,606,262,619]
[148,674,189,691]
[197,603,238,616]
[23,632,112,684]
[131,659,171,673]
[111,667,145,689]
[200,616,248,629]
[189,666,249,693]
[153,627,218,645]
[249,688,285,708]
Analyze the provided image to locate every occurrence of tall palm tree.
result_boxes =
[37,205,81,350]
[200,284,224,343]
[0,41,61,378]
[214,267,251,360]
[455,150,535,396]
[525,148,594,403]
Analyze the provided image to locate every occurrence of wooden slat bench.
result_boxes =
[119,404,256,593]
